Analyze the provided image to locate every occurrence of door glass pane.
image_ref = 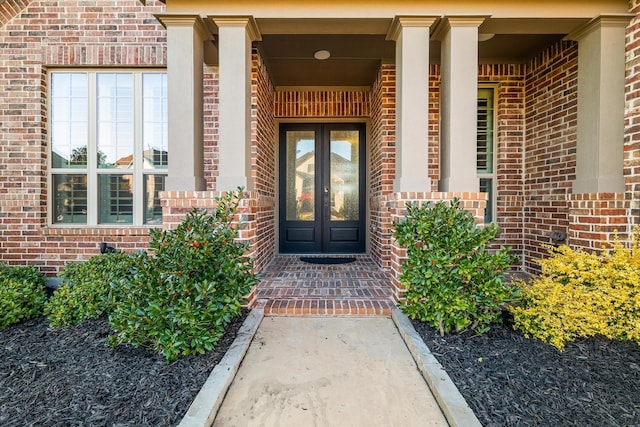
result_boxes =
[330,130,359,221]
[286,131,315,221]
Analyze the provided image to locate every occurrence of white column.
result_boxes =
[387,16,438,193]
[212,16,261,192]
[436,16,486,193]
[158,15,208,191]
[568,15,632,194]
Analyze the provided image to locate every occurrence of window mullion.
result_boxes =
[87,73,98,226]
[133,73,144,226]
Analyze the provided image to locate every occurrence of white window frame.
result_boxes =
[48,69,167,227]
[477,85,497,224]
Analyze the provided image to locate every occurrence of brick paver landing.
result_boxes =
[251,255,397,316]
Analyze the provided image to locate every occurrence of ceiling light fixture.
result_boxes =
[478,33,495,42]
[314,50,331,60]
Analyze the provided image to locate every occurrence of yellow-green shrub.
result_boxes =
[510,230,640,350]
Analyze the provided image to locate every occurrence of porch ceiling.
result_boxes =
[253,17,588,87]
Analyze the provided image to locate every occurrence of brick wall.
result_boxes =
[626,0,640,199]
[274,90,370,117]
[251,50,276,272]
[0,0,166,274]
[523,40,578,270]
[2,0,638,277]
[428,65,441,190]
[203,66,219,191]
[569,193,634,250]
[479,64,527,260]
[369,64,396,268]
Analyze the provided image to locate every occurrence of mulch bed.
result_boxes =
[412,316,640,427]
[0,312,247,427]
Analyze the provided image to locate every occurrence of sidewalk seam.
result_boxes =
[392,307,483,427]
[178,309,264,427]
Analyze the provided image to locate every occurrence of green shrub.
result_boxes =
[510,230,640,350]
[44,251,138,328]
[0,264,47,328]
[393,199,518,335]
[108,189,258,363]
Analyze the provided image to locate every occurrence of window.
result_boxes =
[477,87,495,224]
[50,71,167,226]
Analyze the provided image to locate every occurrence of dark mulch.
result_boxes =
[412,316,640,427]
[0,312,247,427]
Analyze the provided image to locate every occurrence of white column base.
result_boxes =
[165,176,207,192]
[393,177,432,193]
[572,176,625,194]
[439,176,479,193]
[216,175,249,192]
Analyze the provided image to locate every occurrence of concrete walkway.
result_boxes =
[213,316,447,427]
[178,309,481,427]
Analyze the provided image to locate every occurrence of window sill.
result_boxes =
[41,226,157,237]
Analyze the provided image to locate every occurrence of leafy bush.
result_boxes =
[0,264,47,328]
[44,252,138,328]
[108,190,258,362]
[393,199,518,335]
[510,231,640,350]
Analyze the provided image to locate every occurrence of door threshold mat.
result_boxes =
[299,256,356,265]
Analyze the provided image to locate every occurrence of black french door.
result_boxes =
[279,123,366,253]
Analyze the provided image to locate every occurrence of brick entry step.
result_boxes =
[251,256,396,316]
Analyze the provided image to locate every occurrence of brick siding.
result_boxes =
[626,1,640,211]
[0,0,166,274]
[274,90,370,118]
[569,193,634,250]
[523,40,578,270]
[479,64,526,261]
[251,50,276,272]
[203,66,219,191]
[369,64,396,268]
[2,0,640,279]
